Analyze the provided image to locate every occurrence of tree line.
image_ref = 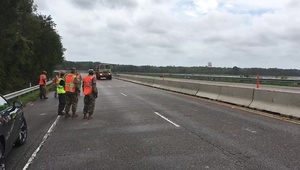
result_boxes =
[0,0,65,94]
[58,61,300,77]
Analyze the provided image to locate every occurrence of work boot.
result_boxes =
[88,115,94,120]
[65,113,71,118]
[83,114,87,119]
[72,113,79,118]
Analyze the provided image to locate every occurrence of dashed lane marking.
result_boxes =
[154,112,180,128]
[245,128,257,133]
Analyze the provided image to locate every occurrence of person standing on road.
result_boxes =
[54,72,59,98]
[39,71,48,100]
[57,71,66,116]
[64,68,80,118]
[82,69,98,120]
[76,71,82,96]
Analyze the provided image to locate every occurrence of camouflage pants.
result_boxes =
[83,94,96,115]
[39,85,46,99]
[65,93,78,114]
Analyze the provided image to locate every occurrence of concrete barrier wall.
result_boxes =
[218,86,254,107]
[249,89,300,117]
[140,77,154,86]
[133,76,141,82]
[117,74,300,118]
[181,82,199,95]
[153,79,169,90]
[196,83,221,100]
[167,80,183,92]
[122,75,139,83]
[135,77,143,83]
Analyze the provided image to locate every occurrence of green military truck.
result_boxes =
[95,63,112,80]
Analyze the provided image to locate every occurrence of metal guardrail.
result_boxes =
[4,80,53,100]
[3,70,96,100]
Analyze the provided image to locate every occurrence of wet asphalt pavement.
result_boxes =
[5,78,300,170]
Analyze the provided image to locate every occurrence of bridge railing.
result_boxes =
[123,72,300,87]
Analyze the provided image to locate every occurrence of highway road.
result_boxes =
[6,79,300,170]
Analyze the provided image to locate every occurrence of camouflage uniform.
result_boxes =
[64,71,81,118]
[39,85,46,99]
[83,72,98,119]
[76,73,82,86]
[76,72,82,96]
[83,92,97,117]
[65,92,78,115]
[54,74,59,98]
[39,71,48,100]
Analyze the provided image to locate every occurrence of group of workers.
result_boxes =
[39,68,98,120]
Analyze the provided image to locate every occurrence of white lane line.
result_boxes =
[22,116,61,170]
[108,85,112,88]
[40,113,47,116]
[245,128,257,133]
[121,93,127,97]
[154,112,180,128]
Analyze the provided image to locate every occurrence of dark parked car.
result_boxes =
[0,95,27,169]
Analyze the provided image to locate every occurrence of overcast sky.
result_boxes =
[34,0,300,69]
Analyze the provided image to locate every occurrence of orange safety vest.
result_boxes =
[55,75,59,85]
[39,74,47,85]
[65,74,76,92]
[83,75,94,95]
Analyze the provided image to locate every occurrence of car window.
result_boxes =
[0,96,9,111]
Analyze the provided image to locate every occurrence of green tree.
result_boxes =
[0,0,65,94]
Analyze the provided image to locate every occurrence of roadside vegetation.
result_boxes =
[11,85,55,107]
[0,0,65,94]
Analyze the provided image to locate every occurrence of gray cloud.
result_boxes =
[70,0,98,9]
[34,0,300,68]
[287,0,300,8]
[34,0,49,10]
[136,16,169,34]
[106,17,131,31]
[99,0,138,9]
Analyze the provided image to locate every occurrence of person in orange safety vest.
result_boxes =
[64,68,80,118]
[82,69,98,120]
[39,70,48,100]
[76,72,82,96]
[54,72,59,98]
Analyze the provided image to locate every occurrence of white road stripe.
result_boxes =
[154,112,180,128]
[108,85,111,88]
[245,128,257,133]
[22,116,61,170]
[121,93,127,96]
